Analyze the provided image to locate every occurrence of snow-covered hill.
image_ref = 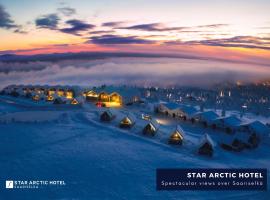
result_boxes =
[0,98,269,199]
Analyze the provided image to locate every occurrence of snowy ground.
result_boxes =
[0,96,269,199]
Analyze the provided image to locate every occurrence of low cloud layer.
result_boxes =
[1,57,270,89]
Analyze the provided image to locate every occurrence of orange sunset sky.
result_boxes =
[0,0,270,66]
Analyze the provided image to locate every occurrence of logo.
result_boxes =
[5,180,66,189]
[6,180,14,189]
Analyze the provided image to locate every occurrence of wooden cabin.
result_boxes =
[143,120,160,136]
[193,111,219,127]
[109,92,122,106]
[65,89,74,99]
[85,90,98,101]
[46,94,55,101]
[71,98,79,105]
[220,135,245,152]
[119,115,136,128]
[32,94,40,101]
[158,102,180,116]
[100,110,116,122]
[168,125,185,145]
[40,88,45,94]
[34,88,42,94]
[157,102,198,120]
[212,116,242,133]
[48,88,56,95]
[98,92,110,102]
[241,121,269,139]
[57,89,65,97]
[236,132,259,149]
[198,134,215,157]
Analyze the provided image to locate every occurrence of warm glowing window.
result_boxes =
[66,91,73,99]
[171,131,183,140]
[47,95,54,101]
[121,117,132,125]
[110,93,122,103]
[57,90,65,96]
[33,95,40,101]
[71,98,78,104]
[99,93,110,102]
[86,91,98,97]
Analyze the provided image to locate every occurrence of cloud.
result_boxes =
[121,23,184,32]
[119,23,230,33]
[167,36,270,50]
[87,34,155,44]
[89,30,115,35]
[0,4,18,29]
[35,14,60,29]
[102,21,126,27]
[1,57,270,89]
[60,19,95,35]
[192,36,270,50]
[0,61,48,74]
[196,24,229,28]
[57,7,76,16]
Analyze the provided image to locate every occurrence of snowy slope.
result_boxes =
[0,98,269,199]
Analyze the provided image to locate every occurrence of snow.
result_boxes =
[198,133,216,148]
[0,95,270,199]
[159,102,180,110]
[0,111,66,123]
[247,121,270,137]
[175,125,186,137]
[195,111,219,122]
[214,115,242,128]
[178,104,198,116]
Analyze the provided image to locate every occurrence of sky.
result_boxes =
[0,0,270,64]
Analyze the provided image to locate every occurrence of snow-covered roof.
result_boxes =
[173,125,185,137]
[244,120,269,136]
[195,111,219,121]
[198,133,215,147]
[149,119,160,130]
[178,104,198,116]
[94,86,142,100]
[95,86,118,94]
[101,110,116,118]
[121,113,136,123]
[215,115,242,127]
[160,102,180,110]
[74,96,85,103]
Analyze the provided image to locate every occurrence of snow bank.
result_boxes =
[0,111,67,123]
